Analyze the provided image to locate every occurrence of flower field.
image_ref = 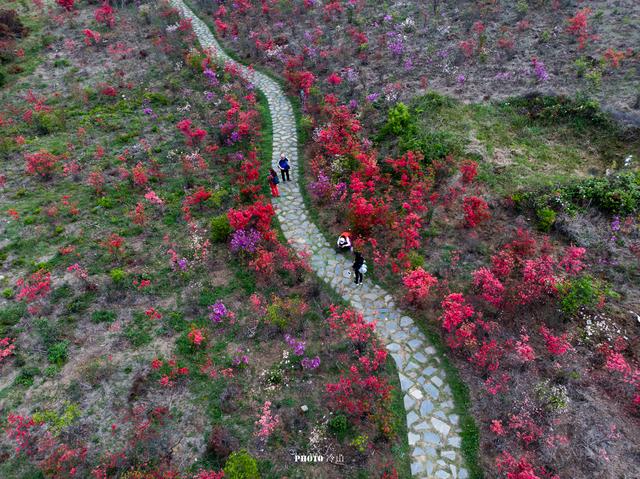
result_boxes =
[1,1,640,479]
[197,1,640,478]
[0,2,409,478]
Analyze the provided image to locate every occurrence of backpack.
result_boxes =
[359,261,367,274]
[273,174,280,184]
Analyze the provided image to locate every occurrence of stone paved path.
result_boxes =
[169,1,467,477]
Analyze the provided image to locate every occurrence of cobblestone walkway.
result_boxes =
[169,1,467,477]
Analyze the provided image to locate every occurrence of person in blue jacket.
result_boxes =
[278,153,291,182]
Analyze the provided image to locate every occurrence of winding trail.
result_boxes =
[169,1,468,477]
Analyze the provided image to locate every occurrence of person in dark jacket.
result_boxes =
[268,168,280,197]
[278,153,291,182]
[353,251,364,285]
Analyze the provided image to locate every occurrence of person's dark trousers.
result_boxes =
[353,267,363,284]
[281,169,290,182]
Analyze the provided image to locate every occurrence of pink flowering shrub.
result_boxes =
[16,270,51,303]
[472,268,504,307]
[255,401,279,438]
[0,337,16,364]
[539,325,571,356]
[187,328,206,347]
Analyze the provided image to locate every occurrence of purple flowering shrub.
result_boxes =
[308,172,332,202]
[230,228,262,253]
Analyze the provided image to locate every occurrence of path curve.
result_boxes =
[169,2,467,477]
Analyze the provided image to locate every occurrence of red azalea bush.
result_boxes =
[16,270,51,303]
[463,195,490,228]
[56,0,74,11]
[402,267,438,305]
[324,305,394,437]
[94,2,115,28]
[24,150,59,178]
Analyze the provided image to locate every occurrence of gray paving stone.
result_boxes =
[448,436,461,448]
[411,462,424,475]
[407,411,419,427]
[404,394,416,410]
[420,400,434,415]
[425,383,440,400]
[431,417,451,436]
[423,432,442,445]
[408,432,420,446]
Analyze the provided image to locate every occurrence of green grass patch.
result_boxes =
[377,92,639,196]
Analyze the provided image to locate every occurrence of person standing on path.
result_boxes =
[278,153,291,182]
[353,250,365,285]
[268,168,280,197]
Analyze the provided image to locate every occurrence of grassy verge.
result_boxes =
[185,3,475,476]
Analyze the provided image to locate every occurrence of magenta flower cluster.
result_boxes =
[230,228,262,253]
[309,172,332,201]
[301,356,320,369]
[208,300,228,323]
[284,334,306,356]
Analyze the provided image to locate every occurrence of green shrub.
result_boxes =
[508,94,612,129]
[401,130,461,161]
[349,434,368,453]
[48,341,69,366]
[96,196,115,209]
[14,367,40,387]
[210,214,231,243]
[264,303,287,330]
[1,287,13,299]
[266,364,283,385]
[50,284,72,303]
[383,102,413,136]
[124,311,153,347]
[209,188,228,209]
[535,207,556,232]
[328,414,349,441]
[34,111,64,135]
[224,450,260,479]
[532,172,640,217]
[407,251,425,269]
[32,403,80,436]
[53,58,71,68]
[565,173,640,214]
[557,274,613,316]
[144,91,171,106]
[66,292,95,314]
[164,311,189,333]
[91,310,116,323]
[34,318,59,349]
[110,268,126,285]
